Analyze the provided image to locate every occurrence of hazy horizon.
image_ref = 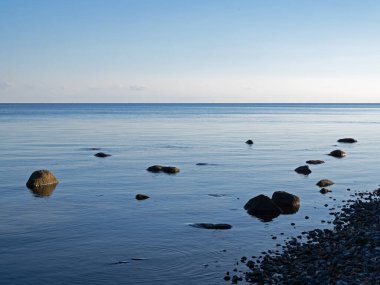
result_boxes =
[1,0,380,103]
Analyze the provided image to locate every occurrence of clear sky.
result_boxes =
[0,0,379,103]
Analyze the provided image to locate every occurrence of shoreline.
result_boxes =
[227,190,380,284]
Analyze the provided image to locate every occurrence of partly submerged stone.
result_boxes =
[29,183,58,197]
[271,191,300,214]
[94,152,111,158]
[190,223,232,230]
[337,138,357,143]
[244,194,282,222]
[246,139,254,145]
[294,165,311,175]
[26,169,59,189]
[316,179,334,188]
[328,149,346,158]
[306,160,325,165]
[320,188,332,194]
[135,194,150,200]
[146,165,163,172]
[147,165,180,174]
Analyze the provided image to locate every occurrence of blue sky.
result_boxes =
[0,0,379,102]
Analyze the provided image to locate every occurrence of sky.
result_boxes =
[0,0,380,103]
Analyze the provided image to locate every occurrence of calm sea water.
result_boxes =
[1,103,380,284]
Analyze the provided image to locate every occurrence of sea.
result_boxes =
[0,103,379,284]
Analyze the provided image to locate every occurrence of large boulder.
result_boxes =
[316,179,334,187]
[328,149,346,158]
[26,170,59,189]
[337,138,357,143]
[294,165,311,175]
[306,160,325,165]
[244,194,282,221]
[271,191,300,214]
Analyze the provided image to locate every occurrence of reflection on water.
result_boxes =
[28,184,58,198]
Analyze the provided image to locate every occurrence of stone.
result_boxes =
[161,166,180,174]
[316,179,334,187]
[294,165,311,175]
[246,139,254,145]
[29,184,58,197]
[328,149,346,158]
[271,191,300,214]
[190,223,232,230]
[244,194,282,221]
[135,194,150,200]
[146,165,163,172]
[94,152,111,157]
[196,163,208,166]
[337,138,357,143]
[306,160,325,165]
[26,169,59,189]
[320,188,332,194]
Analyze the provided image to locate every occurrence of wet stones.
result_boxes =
[26,169,59,189]
[244,195,282,222]
[320,188,332,194]
[337,138,357,143]
[306,160,325,165]
[316,179,334,188]
[245,139,254,145]
[271,191,300,214]
[94,152,111,158]
[329,149,346,158]
[146,165,180,174]
[294,165,311,175]
[135,194,150,200]
[190,223,232,230]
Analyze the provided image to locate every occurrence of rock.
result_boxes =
[294,165,311,175]
[146,165,163,172]
[196,163,208,166]
[161,166,180,174]
[190,223,232,230]
[328,149,346,158]
[320,188,332,194]
[135,194,150,200]
[146,165,180,174]
[29,184,58,197]
[26,169,59,189]
[94,152,111,157]
[373,188,380,196]
[337,138,357,143]
[316,179,334,187]
[306,160,325,165]
[244,194,282,221]
[246,139,254,145]
[271,191,300,214]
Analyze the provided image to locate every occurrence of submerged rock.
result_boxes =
[94,152,111,158]
[294,165,311,175]
[135,194,150,200]
[190,223,232,230]
[328,149,346,158]
[196,163,208,166]
[244,195,282,221]
[30,183,58,197]
[147,165,180,174]
[320,188,332,194]
[26,169,59,189]
[306,160,325,165]
[271,191,300,214]
[246,139,254,145]
[337,138,357,143]
[316,179,334,188]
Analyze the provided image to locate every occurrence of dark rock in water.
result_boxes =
[190,223,232,230]
[26,169,59,189]
[147,165,180,174]
[294,165,311,175]
[316,179,334,187]
[146,165,163,172]
[337,138,357,143]
[320,188,332,194]
[246,139,254,145]
[271,191,300,214]
[30,183,58,197]
[306,160,325,165]
[196,163,208,166]
[161,166,180,174]
[244,194,282,221]
[373,188,380,196]
[135,194,150,200]
[328,149,346,158]
[94,152,111,158]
